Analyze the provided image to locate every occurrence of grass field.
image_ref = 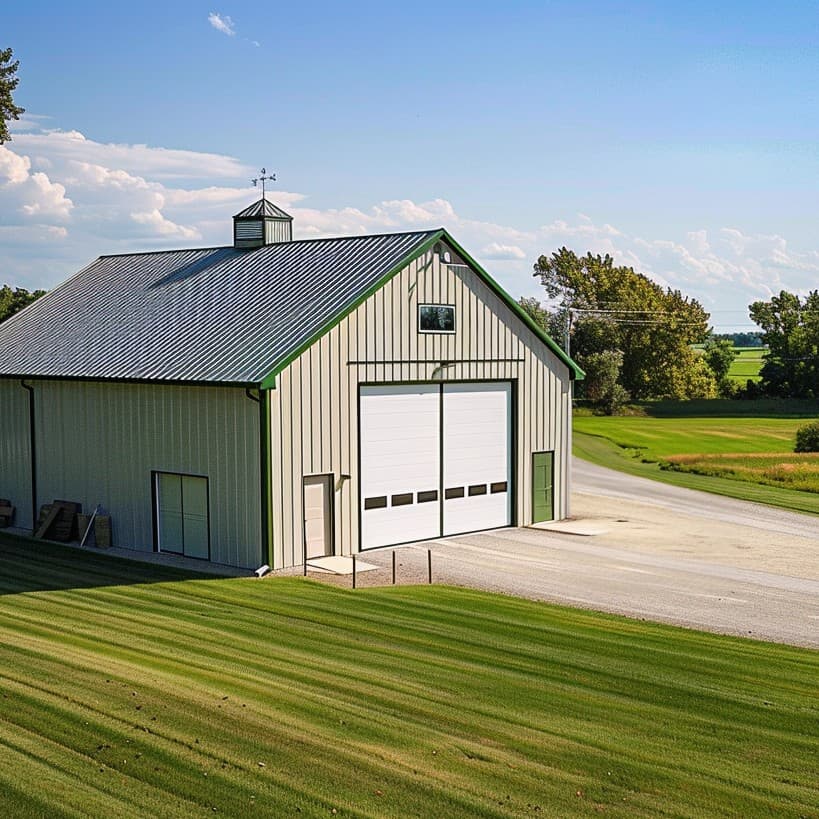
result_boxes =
[1,536,817,817]
[727,347,766,383]
[574,400,819,513]
[665,452,819,493]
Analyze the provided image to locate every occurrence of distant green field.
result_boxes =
[574,400,819,512]
[728,347,766,383]
[574,413,801,459]
[1,536,817,818]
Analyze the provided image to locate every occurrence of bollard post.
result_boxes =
[391,551,396,585]
[352,553,357,589]
[427,549,432,584]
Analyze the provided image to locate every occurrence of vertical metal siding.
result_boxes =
[265,220,293,244]
[0,379,34,528]
[268,247,573,569]
[29,381,262,568]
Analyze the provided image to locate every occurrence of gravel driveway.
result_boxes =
[346,459,819,648]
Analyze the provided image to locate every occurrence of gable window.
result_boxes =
[419,304,455,333]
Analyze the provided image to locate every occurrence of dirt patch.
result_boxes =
[572,492,819,581]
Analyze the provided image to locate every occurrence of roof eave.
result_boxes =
[257,229,445,389]
[437,230,585,381]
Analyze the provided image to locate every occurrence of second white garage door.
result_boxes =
[360,382,512,549]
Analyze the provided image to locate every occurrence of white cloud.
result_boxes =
[131,209,200,240]
[0,145,73,219]
[5,118,819,332]
[208,12,235,36]
[482,242,526,260]
[12,129,250,179]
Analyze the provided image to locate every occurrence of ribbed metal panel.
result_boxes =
[265,220,292,244]
[234,199,292,220]
[236,221,264,239]
[0,379,33,528]
[268,246,574,569]
[30,380,262,568]
[0,231,438,385]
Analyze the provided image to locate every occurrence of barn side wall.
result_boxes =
[0,379,34,529]
[2,380,261,568]
[268,245,573,569]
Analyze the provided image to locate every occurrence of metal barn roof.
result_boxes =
[234,199,292,220]
[0,230,440,386]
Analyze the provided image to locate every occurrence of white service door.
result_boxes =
[360,385,441,549]
[442,382,511,536]
[304,476,332,559]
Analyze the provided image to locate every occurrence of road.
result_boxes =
[356,458,819,648]
[572,457,819,540]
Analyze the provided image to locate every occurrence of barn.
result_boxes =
[0,200,583,570]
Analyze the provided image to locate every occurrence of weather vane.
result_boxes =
[251,168,276,200]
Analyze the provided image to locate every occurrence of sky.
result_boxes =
[4,1,819,332]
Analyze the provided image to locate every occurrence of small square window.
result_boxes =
[419,304,455,333]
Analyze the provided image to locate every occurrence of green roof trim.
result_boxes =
[260,228,583,387]
[259,231,445,388]
[440,231,585,381]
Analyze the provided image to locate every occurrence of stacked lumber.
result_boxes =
[34,501,82,542]
[0,499,14,528]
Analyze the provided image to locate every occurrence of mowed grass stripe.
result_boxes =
[0,538,817,817]
[4,578,808,750]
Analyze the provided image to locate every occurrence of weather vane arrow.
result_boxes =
[251,168,276,200]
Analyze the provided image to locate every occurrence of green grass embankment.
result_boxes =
[0,537,817,817]
[574,400,819,514]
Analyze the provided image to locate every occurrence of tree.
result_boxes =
[714,331,763,348]
[702,338,737,396]
[0,48,24,144]
[749,290,819,398]
[533,248,714,399]
[517,296,565,343]
[0,285,45,323]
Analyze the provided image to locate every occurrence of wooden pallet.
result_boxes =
[34,501,82,542]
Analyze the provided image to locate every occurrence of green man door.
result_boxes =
[532,451,554,523]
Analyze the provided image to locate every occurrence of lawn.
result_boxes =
[727,347,766,383]
[574,400,819,514]
[0,536,817,818]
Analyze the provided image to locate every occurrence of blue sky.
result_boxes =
[4,1,819,331]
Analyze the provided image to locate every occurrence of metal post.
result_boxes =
[352,554,357,589]
[427,549,432,584]
[391,551,396,585]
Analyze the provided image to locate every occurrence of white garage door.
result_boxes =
[360,382,511,549]
[443,383,511,536]
[359,385,441,550]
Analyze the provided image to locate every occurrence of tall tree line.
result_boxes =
[523,248,715,405]
[0,285,45,322]
[750,290,819,398]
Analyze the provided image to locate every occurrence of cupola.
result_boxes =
[233,199,293,249]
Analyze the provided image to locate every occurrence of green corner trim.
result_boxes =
[259,389,274,568]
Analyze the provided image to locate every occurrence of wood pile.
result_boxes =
[34,501,81,542]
